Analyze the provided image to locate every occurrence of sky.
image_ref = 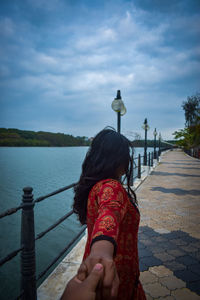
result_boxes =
[0,0,200,140]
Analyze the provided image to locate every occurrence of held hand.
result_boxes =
[61,263,104,300]
[77,241,119,299]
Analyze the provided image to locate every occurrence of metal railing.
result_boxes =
[0,182,87,300]
[184,148,200,159]
[0,147,168,300]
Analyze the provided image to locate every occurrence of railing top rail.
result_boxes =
[0,182,78,220]
[0,204,24,219]
[35,210,73,241]
[34,182,77,204]
[0,246,24,267]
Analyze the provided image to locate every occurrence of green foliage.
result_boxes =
[0,128,90,147]
[173,93,200,149]
[182,93,200,127]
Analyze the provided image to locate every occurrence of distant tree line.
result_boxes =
[173,93,200,149]
[0,128,90,147]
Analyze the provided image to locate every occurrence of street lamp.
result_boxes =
[142,118,150,165]
[111,90,126,133]
[158,133,161,156]
[153,128,157,159]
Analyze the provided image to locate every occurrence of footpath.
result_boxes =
[38,149,200,300]
[138,149,200,300]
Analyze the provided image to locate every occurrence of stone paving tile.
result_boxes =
[188,263,200,276]
[170,239,188,246]
[190,241,200,249]
[139,248,154,258]
[166,249,185,257]
[160,242,178,251]
[181,244,199,253]
[182,236,199,244]
[187,281,200,295]
[164,231,188,239]
[152,236,168,243]
[140,270,158,285]
[146,294,153,300]
[138,241,146,250]
[150,246,166,254]
[176,255,199,266]
[141,256,162,267]
[194,251,200,261]
[164,261,186,272]
[154,228,171,234]
[159,275,186,290]
[149,266,173,277]
[174,269,200,282]
[143,282,170,298]
[171,288,200,300]
[154,252,175,262]
[139,261,149,272]
[140,239,155,247]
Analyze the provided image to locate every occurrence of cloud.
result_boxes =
[0,17,15,36]
[0,0,199,139]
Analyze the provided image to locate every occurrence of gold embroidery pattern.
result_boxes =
[101,186,114,202]
[98,215,116,231]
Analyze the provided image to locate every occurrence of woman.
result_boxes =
[73,129,146,300]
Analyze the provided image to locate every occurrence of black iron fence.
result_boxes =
[184,148,200,159]
[0,148,168,300]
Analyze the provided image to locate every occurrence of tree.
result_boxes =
[182,93,200,127]
[173,128,194,149]
[173,92,200,150]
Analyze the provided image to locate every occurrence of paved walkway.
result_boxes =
[137,149,200,300]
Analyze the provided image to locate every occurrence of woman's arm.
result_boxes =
[78,181,127,299]
[78,240,119,300]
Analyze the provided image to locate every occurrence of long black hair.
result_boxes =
[73,128,137,225]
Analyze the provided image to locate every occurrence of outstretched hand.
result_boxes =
[77,240,119,300]
[61,263,104,300]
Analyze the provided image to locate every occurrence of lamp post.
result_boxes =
[142,118,149,166]
[153,128,157,159]
[158,133,161,156]
[111,90,126,133]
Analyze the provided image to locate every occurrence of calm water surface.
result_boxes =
[0,146,148,300]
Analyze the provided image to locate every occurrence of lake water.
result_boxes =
[0,146,151,300]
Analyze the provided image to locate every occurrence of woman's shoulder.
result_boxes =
[90,179,125,197]
[101,179,123,189]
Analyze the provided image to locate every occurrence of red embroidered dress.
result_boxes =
[83,179,146,300]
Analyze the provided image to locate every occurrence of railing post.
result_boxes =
[21,187,37,300]
[130,152,134,186]
[151,152,153,167]
[148,152,150,167]
[138,154,141,179]
[157,150,159,161]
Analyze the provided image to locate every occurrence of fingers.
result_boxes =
[77,261,88,281]
[102,260,118,299]
[83,263,104,292]
[111,271,119,298]
[79,257,119,299]
[103,260,115,287]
